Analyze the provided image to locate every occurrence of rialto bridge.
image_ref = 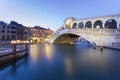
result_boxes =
[50,14,120,49]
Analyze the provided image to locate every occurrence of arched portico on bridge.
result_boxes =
[85,21,92,28]
[93,20,103,28]
[72,23,77,28]
[71,19,118,29]
[104,19,117,29]
[78,22,84,28]
[64,15,119,29]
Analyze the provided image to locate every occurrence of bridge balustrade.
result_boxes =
[51,28,120,41]
[68,28,118,34]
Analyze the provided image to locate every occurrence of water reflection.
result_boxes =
[65,57,72,75]
[0,44,120,80]
[0,56,29,80]
[11,62,16,75]
[30,44,40,62]
[78,48,110,72]
[44,44,52,60]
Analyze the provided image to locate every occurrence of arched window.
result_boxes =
[72,23,77,28]
[78,22,84,28]
[105,19,117,29]
[85,21,92,28]
[94,20,103,28]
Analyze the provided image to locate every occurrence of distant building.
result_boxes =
[0,21,29,44]
[0,21,53,44]
[0,21,8,40]
[30,26,53,43]
[8,21,29,40]
[1,21,29,40]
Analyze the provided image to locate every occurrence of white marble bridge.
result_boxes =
[50,14,120,49]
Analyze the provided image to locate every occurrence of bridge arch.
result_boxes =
[53,33,94,45]
[72,23,77,28]
[104,19,117,29]
[85,21,92,28]
[78,22,84,28]
[94,20,103,28]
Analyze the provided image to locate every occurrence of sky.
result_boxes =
[0,0,120,30]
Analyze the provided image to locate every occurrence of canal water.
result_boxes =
[0,44,120,80]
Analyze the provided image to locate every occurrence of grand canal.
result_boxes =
[0,44,120,80]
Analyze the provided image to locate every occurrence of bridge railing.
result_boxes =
[51,28,68,39]
[52,28,120,40]
[0,43,29,57]
[0,43,29,66]
[68,28,120,35]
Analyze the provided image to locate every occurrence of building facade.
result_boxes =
[30,26,53,43]
[8,21,29,40]
[0,21,29,40]
[0,21,8,40]
[0,21,53,44]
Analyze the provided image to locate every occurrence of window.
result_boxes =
[14,35,16,40]
[7,35,9,39]
[2,30,5,33]
[11,31,16,33]
[3,26,5,29]
[11,35,16,40]
[25,36,27,39]
[2,35,5,39]
[11,27,16,29]
[24,32,27,34]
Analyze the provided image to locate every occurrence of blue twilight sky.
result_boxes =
[0,0,120,30]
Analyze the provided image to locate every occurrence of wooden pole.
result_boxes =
[12,44,16,59]
[25,43,28,56]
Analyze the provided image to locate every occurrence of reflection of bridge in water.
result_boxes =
[50,14,120,49]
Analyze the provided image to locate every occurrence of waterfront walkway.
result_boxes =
[0,43,29,67]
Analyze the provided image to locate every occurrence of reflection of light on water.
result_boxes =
[79,49,110,72]
[65,57,72,75]
[45,44,52,60]
[30,45,39,62]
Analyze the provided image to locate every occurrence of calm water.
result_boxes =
[0,44,120,80]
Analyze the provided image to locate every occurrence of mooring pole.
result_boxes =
[25,43,28,56]
[12,44,16,59]
[101,46,103,51]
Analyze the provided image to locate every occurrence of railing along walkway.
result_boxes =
[0,43,29,66]
[52,28,120,39]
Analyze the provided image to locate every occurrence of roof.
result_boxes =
[32,26,49,30]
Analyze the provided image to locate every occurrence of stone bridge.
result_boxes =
[50,14,120,49]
